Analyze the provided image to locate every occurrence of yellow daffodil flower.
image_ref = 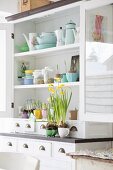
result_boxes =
[60,91,65,95]
[48,84,54,87]
[48,87,55,94]
[57,84,64,89]
[54,77,61,82]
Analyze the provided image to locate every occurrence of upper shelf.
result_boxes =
[6,0,81,22]
[14,43,79,58]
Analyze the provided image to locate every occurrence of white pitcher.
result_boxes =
[23,33,38,51]
[55,27,65,46]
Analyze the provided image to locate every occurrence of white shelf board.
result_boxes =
[14,82,80,89]
[14,44,79,58]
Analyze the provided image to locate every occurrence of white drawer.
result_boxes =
[13,120,23,133]
[13,119,35,133]
[17,139,34,154]
[35,121,47,135]
[34,141,52,157]
[0,137,17,152]
[23,120,35,133]
[52,142,75,159]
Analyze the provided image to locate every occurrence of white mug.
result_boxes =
[58,128,70,138]
[29,33,37,51]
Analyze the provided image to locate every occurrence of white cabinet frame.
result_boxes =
[80,0,113,122]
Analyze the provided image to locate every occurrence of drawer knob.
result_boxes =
[7,142,12,146]
[39,145,45,151]
[25,124,31,128]
[58,148,65,153]
[23,144,28,148]
[15,123,20,127]
[70,126,78,132]
[40,124,46,129]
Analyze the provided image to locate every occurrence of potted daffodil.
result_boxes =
[48,83,72,137]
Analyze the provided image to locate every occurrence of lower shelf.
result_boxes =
[14,82,80,89]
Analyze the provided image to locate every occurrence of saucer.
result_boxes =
[35,44,56,50]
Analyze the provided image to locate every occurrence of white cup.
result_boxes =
[29,33,37,51]
[58,128,70,138]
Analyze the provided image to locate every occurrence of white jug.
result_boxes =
[55,27,65,46]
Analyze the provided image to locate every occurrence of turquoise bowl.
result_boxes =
[66,72,79,82]
[61,73,68,83]
[37,32,57,44]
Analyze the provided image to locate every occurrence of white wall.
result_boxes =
[0,0,18,14]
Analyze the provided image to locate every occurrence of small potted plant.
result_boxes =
[48,83,72,137]
[46,104,58,137]
[41,103,48,119]
[54,64,61,83]
[33,100,42,119]
[61,60,68,83]
[66,55,79,82]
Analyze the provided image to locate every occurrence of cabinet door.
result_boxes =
[0,24,14,117]
[80,0,113,122]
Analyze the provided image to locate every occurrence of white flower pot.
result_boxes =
[58,127,70,138]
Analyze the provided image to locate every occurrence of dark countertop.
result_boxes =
[0,132,113,144]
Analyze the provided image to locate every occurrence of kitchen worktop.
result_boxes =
[0,132,113,144]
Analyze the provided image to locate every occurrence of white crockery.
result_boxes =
[58,128,70,138]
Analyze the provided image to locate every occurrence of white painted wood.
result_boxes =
[82,0,113,10]
[67,120,112,138]
[12,118,35,133]
[5,0,113,125]
[85,122,112,138]
[14,44,79,57]
[0,24,14,118]
[76,158,113,170]
[84,112,113,122]
[35,121,47,136]
[81,0,113,122]
[17,138,34,154]
[79,2,86,121]
[0,137,17,152]
[10,2,83,24]
[14,82,80,89]
[0,136,76,170]
[52,142,75,160]
[34,141,52,157]
[75,141,112,151]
